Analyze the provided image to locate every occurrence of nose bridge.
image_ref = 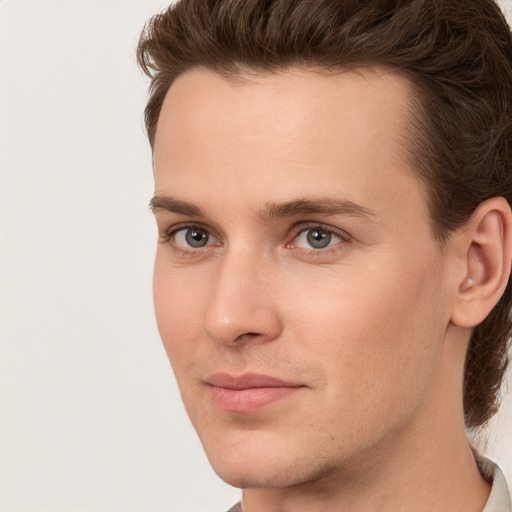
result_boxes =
[204,245,281,345]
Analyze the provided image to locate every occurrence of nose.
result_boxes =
[203,251,282,346]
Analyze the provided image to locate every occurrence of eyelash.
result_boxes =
[160,223,219,256]
[287,223,351,255]
[160,222,351,258]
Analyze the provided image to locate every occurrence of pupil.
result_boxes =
[186,228,209,247]
[306,229,331,249]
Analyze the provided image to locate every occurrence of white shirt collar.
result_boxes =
[483,461,511,512]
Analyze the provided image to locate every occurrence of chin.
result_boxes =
[211,455,340,490]
[200,431,293,487]
[201,430,340,489]
[212,460,310,489]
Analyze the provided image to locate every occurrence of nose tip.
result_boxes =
[204,305,282,346]
[203,259,282,346]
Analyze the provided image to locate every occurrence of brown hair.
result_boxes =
[137,0,512,430]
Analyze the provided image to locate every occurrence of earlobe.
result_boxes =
[450,197,512,328]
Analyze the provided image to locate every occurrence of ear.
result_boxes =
[450,197,512,328]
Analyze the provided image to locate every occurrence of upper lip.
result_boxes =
[205,372,303,390]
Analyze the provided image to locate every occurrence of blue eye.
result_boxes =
[294,226,343,249]
[174,227,211,248]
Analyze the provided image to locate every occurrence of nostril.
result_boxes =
[235,332,261,342]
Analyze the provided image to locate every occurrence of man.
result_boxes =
[138,0,512,510]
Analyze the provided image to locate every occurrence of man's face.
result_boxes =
[152,67,455,488]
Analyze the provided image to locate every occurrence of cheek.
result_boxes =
[286,252,446,413]
[152,254,208,371]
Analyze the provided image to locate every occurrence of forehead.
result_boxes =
[153,66,427,226]
[154,66,414,163]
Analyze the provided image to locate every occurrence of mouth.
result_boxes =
[204,373,305,413]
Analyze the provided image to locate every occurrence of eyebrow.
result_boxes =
[260,197,376,221]
[149,194,376,220]
[150,195,206,217]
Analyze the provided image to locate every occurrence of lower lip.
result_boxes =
[208,385,302,413]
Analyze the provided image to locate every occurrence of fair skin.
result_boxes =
[151,67,511,512]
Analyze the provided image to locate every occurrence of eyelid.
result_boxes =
[286,222,352,247]
[160,222,221,248]
[158,220,351,257]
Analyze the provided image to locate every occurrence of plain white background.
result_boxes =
[1,1,511,511]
